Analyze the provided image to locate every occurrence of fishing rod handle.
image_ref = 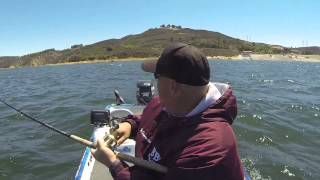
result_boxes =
[115,151,168,174]
[70,135,96,148]
[69,134,168,173]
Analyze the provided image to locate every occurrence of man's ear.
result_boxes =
[169,79,178,96]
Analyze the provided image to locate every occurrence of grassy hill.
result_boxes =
[293,46,320,55]
[1,26,318,68]
[0,56,20,68]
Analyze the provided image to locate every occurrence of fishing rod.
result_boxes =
[0,99,94,148]
[0,99,168,174]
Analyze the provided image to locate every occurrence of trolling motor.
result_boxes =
[136,80,155,105]
[114,89,125,105]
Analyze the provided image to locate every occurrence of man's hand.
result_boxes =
[116,122,132,145]
[91,138,117,167]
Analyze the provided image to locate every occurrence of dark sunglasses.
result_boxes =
[154,73,170,79]
[154,73,160,79]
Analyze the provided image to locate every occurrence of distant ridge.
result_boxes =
[293,46,320,54]
[1,26,319,68]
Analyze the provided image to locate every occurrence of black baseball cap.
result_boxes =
[142,42,210,86]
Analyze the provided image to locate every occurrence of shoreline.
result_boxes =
[2,54,320,69]
[46,57,157,66]
[207,54,320,62]
[1,57,157,69]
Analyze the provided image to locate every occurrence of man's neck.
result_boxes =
[169,85,209,116]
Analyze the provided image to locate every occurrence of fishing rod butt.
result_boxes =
[115,151,168,174]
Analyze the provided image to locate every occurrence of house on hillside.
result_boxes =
[160,24,182,30]
[240,51,253,60]
[241,51,252,57]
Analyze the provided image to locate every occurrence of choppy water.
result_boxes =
[0,60,319,180]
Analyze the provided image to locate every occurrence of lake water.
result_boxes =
[0,60,319,180]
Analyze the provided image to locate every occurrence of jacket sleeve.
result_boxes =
[108,154,239,180]
[121,114,141,139]
[109,160,162,180]
[121,96,161,139]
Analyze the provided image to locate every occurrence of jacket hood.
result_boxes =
[187,82,229,117]
[182,82,237,125]
[200,83,237,125]
[157,82,237,131]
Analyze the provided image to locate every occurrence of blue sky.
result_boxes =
[0,0,319,56]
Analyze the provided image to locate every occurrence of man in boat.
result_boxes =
[92,42,244,180]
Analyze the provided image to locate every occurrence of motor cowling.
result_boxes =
[136,80,155,105]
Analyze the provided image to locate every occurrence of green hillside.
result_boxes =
[0,26,313,68]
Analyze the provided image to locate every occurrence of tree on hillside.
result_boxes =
[71,44,83,49]
[106,47,113,51]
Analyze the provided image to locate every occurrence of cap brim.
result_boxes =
[141,59,157,73]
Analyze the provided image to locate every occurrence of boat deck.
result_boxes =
[91,160,113,180]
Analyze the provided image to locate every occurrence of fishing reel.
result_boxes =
[90,110,123,149]
[103,123,119,149]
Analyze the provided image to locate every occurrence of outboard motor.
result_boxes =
[136,80,155,105]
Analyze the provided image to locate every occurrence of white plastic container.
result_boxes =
[116,139,136,157]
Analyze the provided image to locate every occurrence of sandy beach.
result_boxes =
[51,54,320,67]
[2,54,320,69]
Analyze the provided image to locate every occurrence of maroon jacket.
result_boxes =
[109,87,244,180]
